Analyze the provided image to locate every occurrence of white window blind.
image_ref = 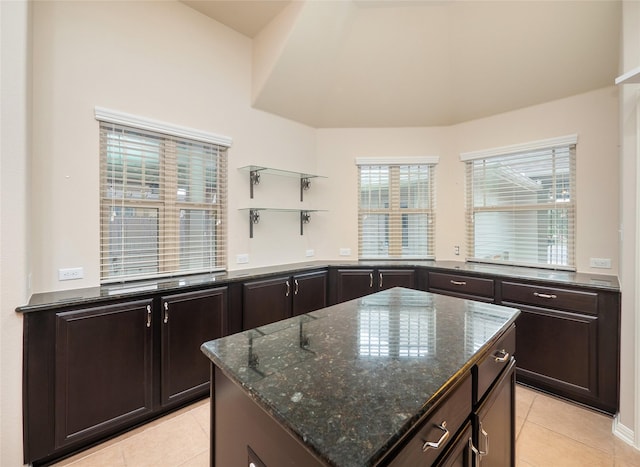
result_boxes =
[357,160,436,259]
[99,121,228,282]
[463,139,576,270]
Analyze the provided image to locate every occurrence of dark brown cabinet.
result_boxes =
[472,360,516,466]
[160,287,227,408]
[54,300,154,449]
[500,280,617,414]
[243,270,327,329]
[428,271,494,303]
[330,267,416,304]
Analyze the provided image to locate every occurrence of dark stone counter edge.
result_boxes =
[16,259,620,313]
[201,308,520,467]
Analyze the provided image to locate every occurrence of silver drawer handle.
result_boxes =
[534,292,557,299]
[146,305,152,328]
[469,438,480,467]
[493,349,510,363]
[450,280,466,286]
[285,280,290,297]
[163,302,169,324]
[480,425,489,456]
[421,421,449,452]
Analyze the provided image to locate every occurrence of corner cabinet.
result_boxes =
[242,270,327,329]
[329,267,417,304]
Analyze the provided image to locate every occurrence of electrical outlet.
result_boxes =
[454,245,460,256]
[340,248,351,256]
[306,249,315,257]
[236,254,249,264]
[58,267,84,281]
[589,257,611,269]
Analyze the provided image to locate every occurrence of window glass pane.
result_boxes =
[176,142,218,204]
[179,209,217,270]
[360,213,389,257]
[402,213,430,256]
[106,207,159,278]
[360,166,389,209]
[400,165,430,209]
[105,131,161,201]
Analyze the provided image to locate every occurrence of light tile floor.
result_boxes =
[54,385,640,467]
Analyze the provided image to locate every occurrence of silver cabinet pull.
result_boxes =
[369,272,373,288]
[163,302,169,324]
[450,280,467,286]
[146,305,152,328]
[379,272,383,288]
[493,349,509,363]
[534,292,557,299]
[285,280,290,297]
[294,279,299,295]
[479,424,489,456]
[421,421,449,452]
[469,438,480,467]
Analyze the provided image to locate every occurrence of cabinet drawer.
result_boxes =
[474,325,515,406]
[502,281,597,315]
[389,374,472,466]
[429,272,494,298]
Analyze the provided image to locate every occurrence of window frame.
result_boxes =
[96,107,231,283]
[356,157,438,260]
[461,135,577,271]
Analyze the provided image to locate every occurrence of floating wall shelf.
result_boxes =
[239,208,326,238]
[239,165,326,201]
[615,65,640,85]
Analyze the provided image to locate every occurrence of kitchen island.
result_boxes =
[201,287,520,466]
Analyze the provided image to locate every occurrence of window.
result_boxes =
[462,135,576,270]
[357,157,437,259]
[97,108,230,282]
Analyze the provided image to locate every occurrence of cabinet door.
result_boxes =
[436,423,472,467]
[334,269,375,303]
[474,360,515,467]
[55,300,153,448]
[292,271,327,316]
[378,269,416,290]
[161,287,227,408]
[243,276,292,329]
[510,305,597,401]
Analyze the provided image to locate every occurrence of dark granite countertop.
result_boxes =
[201,287,520,466]
[16,259,619,313]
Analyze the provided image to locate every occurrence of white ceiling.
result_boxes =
[182,0,621,128]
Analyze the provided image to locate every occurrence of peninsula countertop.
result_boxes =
[201,287,520,466]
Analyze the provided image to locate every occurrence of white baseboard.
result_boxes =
[613,413,638,448]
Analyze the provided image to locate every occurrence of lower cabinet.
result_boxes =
[500,280,619,414]
[472,360,516,466]
[54,300,154,449]
[23,286,228,466]
[243,270,327,329]
[160,287,227,407]
[330,267,416,304]
[428,271,495,303]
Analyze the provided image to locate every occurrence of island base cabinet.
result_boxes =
[212,366,325,467]
[54,300,154,449]
[472,360,516,467]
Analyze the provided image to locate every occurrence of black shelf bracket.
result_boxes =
[300,177,311,202]
[300,210,311,236]
[249,209,260,238]
[249,170,261,199]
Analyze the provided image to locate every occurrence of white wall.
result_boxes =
[30,0,319,293]
[617,0,640,447]
[1,1,31,466]
[317,87,620,274]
